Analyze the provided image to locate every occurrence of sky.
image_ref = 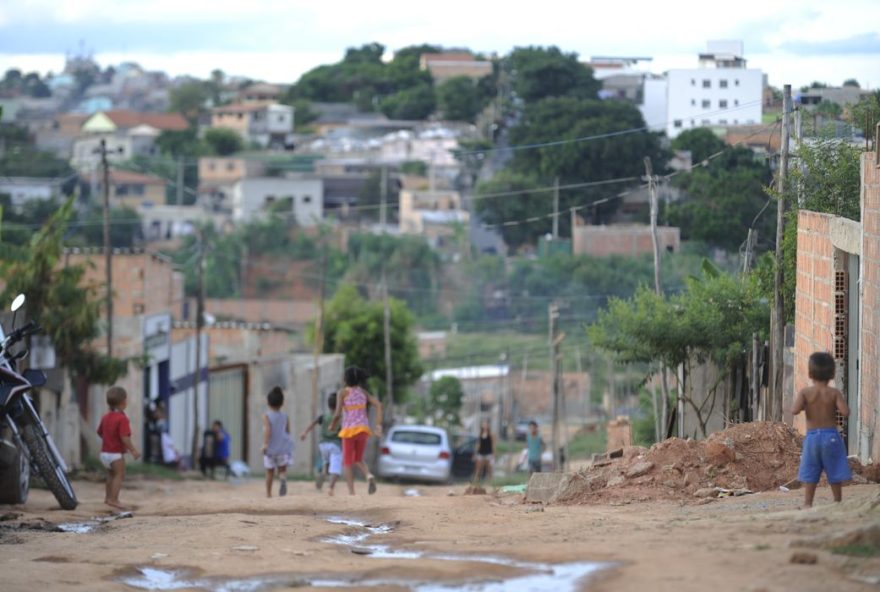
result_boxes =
[0,0,878,89]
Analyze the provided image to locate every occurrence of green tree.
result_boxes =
[79,206,143,248]
[203,127,244,156]
[815,100,843,118]
[507,46,600,103]
[0,198,127,386]
[379,83,436,120]
[842,78,860,88]
[849,90,880,137]
[437,76,481,122]
[667,147,773,252]
[473,170,548,250]
[320,285,423,404]
[155,128,204,158]
[670,128,726,163]
[427,376,464,429]
[588,264,769,436]
[169,80,211,123]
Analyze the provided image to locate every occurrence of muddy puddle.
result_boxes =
[120,515,607,591]
[58,511,133,534]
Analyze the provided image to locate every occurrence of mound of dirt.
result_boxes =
[561,422,813,504]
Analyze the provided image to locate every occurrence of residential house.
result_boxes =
[238,83,284,104]
[791,150,880,461]
[797,86,871,109]
[231,176,323,225]
[70,110,188,171]
[30,113,89,158]
[664,40,763,138]
[571,223,680,257]
[197,156,266,213]
[98,169,167,209]
[172,321,294,368]
[0,177,71,209]
[417,331,448,360]
[210,102,294,149]
[399,189,469,247]
[202,298,317,331]
[419,52,493,83]
[139,204,224,242]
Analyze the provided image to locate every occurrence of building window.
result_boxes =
[690,78,695,86]
[719,99,728,109]
[303,195,312,204]
[734,99,739,106]
[277,115,285,122]
[733,119,738,125]
[720,79,728,89]
[735,79,740,86]
[226,162,235,171]
[690,99,696,106]
[702,99,711,109]
[701,119,710,125]
[209,162,216,171]
[702,79,711,88]
[673,120,683,128]
[237,113,244,120]
[719,119,727,125]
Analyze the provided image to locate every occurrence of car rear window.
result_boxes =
[391,431,442,445]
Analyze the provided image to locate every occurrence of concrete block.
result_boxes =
[525,472,574,504]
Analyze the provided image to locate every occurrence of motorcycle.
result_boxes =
[0,294,77,510]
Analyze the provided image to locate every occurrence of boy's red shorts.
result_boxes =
[342,432,370,466]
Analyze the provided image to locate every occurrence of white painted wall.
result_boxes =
[640,77,668,132]
[232,177,324,226]
[666,67,763,138]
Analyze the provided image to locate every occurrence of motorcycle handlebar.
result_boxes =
[4,320,39,346]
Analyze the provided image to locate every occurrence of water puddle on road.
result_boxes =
[120,515,607,591]
[59,512,134,534]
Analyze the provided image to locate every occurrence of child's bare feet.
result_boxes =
[106,500,128,511]
[327,488,335,497]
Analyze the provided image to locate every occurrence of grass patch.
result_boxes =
[754,544,771,551]
[831,544,880,558]
[567,428,607,459]
[491,474,529,488]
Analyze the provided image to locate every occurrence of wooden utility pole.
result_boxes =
[191,228,206,463]
[382,266,393,421]
[644,157,672,438]
[552,177,560,240]
[309,247,327,476]
[549,303,564,471]
[96,139,114,357]
[379,166,388,228]
[176,157,185,206]
[770,84,792,422]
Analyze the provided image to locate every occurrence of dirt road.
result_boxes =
[0,477,877,591]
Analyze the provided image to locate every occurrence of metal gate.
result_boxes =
[208,364,248,462]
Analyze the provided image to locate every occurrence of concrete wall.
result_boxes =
[204,298,316,329]
[859,153,880,460]
[572,224,680,257]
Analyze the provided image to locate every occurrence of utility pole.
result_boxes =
[379,166,388,228]
[770,84,792,422]
[191,228,206,464]
[552,177,560,240]
[644,156,672,438]
[382,265,394,422]
[94,139,116,357]
[176,157,185,206]
[309,247,327,476]
[549,303,564,472]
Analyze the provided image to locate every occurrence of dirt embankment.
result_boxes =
[559,422,879,504]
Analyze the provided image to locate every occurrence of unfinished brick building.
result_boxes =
[794,150,880,461]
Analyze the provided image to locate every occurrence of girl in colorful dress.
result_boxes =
[330,366,383,495]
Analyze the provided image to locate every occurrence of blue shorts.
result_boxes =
[798,428,852,484]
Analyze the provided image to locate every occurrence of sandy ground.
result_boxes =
[0,475,878,591]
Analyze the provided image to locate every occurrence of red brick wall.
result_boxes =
[794,211,836,433]
[861,153,880,459]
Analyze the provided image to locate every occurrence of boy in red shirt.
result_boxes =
[97,386,140,510]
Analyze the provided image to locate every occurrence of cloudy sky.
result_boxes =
[1,0,878,88]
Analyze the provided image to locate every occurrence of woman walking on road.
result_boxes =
[330,366,383,495]
[472,419,495,485]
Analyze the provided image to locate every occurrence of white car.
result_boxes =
[377,425,452,483]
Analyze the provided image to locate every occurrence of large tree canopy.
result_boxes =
[320,285,423,404]
[507,46,600,103]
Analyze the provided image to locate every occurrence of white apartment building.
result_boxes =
[210,102,295,150]
[231,176,323,225]
[665,40,763,138]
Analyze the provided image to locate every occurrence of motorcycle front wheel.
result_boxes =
[21,424,77,510]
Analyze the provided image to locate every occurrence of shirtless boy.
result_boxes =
[791,351,851,508]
